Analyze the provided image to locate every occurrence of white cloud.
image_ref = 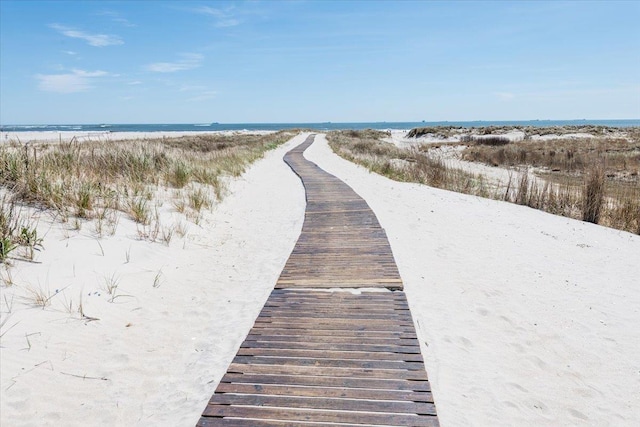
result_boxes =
[195,6,226,18]
[128,81,143,85]
[97,11,136,27]
[179,84,207,92]
[193,6,241,27]
[146,53,204,73]
[496,92,516,100]
[188,90,218,102]
[36,69,109,93]
[216,19,241,28]
[50,24,123,47]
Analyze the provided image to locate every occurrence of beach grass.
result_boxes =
[327,130,492,195]
[0,131,293,260]
[327,129,640,234]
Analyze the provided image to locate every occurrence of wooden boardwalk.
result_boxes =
[277,136,402,289]
[198,135,439,426]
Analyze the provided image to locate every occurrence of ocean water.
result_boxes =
[1,119,639,133]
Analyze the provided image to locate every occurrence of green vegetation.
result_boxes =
[327,128,640,235]
[0,131,293,257]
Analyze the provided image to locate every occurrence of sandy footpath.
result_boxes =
[0,134,307,426]
[306,134,640,426]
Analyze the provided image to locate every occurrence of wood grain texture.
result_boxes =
[197,136,438,426]
[276,135,403,290]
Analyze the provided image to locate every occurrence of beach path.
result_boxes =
[197,135,439,426]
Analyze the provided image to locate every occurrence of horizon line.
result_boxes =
[2,118,640,127]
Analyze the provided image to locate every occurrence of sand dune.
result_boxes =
[0,134,306,426]
[306,135,640,426]
[1,132,639,426]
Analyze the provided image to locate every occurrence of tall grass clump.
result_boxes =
[460,135,511,146]
[0,196,44,263]
[327,130,488,195]
[582,164,606,224]
[0,198,19,262]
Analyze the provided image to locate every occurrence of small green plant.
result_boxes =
[128,197,150,225]
[18,226,44,260]
[0,238,17,263]
[188,188,211,212]
[75,183,95,218]
[0,197,20,262]
[173,197,187,213]
[169,161,190,187]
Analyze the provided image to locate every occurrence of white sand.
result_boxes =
[386,131,533,191]
[2,131,639,426]
[530,132,596,141]
[0,130,275,144]
[0,133,307,426]
[305,135,640,426]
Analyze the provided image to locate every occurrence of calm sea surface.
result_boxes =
[1,120,639,133]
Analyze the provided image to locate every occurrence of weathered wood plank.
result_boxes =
[198,419,403,427]
[245,328,418,339]
[231,355,425,371]
[239,340,422,354]
[203,405,439,426]
[219,372,431,392]
[226,362,429,380]
[214,382,435,403]
[244,334,419,346]
[235,347,425,362]
[207,394,437,415]
[197,135,438,426]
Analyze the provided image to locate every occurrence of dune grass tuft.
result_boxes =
[0,131,292,252]
[327,129,640,235]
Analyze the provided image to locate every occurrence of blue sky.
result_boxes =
[1,0,638,124]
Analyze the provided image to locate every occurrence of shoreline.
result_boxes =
[3,122,638,145]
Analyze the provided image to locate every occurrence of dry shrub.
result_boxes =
[327,131,487,194]
[328,129,640,235]
[406,126,462,139]
[605,186,640,233]
[460,135,510,146]
[582,164,606,224]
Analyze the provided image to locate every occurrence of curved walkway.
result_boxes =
[198,135,439,426]
[278,136,402,289]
